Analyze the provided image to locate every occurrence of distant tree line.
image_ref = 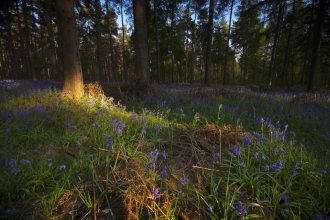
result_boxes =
[0,0,329,92]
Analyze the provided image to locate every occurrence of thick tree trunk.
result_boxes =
[185,5,190,84]
[205,0,214,86]
[223,0,234,85]
[95,0,104,81]
[133,0,150,93]
[154,0,161,84]
[45,0,60,80]
[121,0,127,81]
[55,0,84,100]
[16,1,25,78]
[307,0,326,91]
[268,0,283,87]
[22,0,36,80]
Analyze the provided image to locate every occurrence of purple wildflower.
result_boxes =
[48,163,52,167]
[161,150,166,159]
[234,146,242,157]
[253,151,259,161]
[262,155,267,161]
[154,123,162,132]
[316,168,327,175]
[254,167,260,172]
[272,160,283,172]
[160,166,168,180]
[148,149,159,159]
[181,174,188,185]
[8,158,15,167]
[243,135,253,146]
[194,113,200,122]
[5,208,16,214]
[147,161,156,171]
[207,204,213,213]
[12,167,20,175]
[236,201,247,216]
[59,165,66,170]
[239,163,245,169]
[262,165,270,171]
[106,136,114,151]
[280,194,287,203]
[114,123,125,136]
[153,187,161,199]
[20,159,31,165]
[141,129,146,135]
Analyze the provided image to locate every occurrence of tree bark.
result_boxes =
[45,0,60,80]
[154,0,161,84]
[133,0,150,93]
[22,0,36,80]
[205,0,214,86]
[281,0,295,86]
[171,1,175,83]
[223,0,234,85]
[121,0,127,81]
[307,0,326,91]
[185,5,190,83]
[55,0,84,100]
[105,0,117,81]
[94,0,104,81]
[268,0,283,87]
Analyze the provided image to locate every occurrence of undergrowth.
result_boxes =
[0,80,329,219]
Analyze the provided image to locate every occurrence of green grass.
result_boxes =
[0,81,329,219]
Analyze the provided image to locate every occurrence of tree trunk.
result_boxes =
[55,0,84,100]
[281,0,295,86]
[171,1,175,83]
[185,5,190,84]
[45,0,60,80]
[268,0,283,87]
[133,0,150,93]
[121,0,127,81]
[154,0,161,84]
[95,0,104,81]
[223,0,234,85]
[16,1,25,78]
[22,0,36,80]
[307,0,326,91]
[106,0,117,81]
[4,2,19,79]
[205,0,214,86]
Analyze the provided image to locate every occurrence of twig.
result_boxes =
[192,165,220,172]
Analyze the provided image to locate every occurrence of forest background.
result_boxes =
[0,0,329,91]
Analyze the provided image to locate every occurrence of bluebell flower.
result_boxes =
[12,167,20,175]
[48,163,52,167]
[262,165,270,171]
[194,113,200,122]
[207,204,213,213]
[106,136,114,151]
[181,174,188,185]
[148,150,159,159]
[161,150,166,159]
[280,194,287,203]
[261,155,267,161]
[147,161,156,171]
[8,158,15,167]
[141,129,146,135]
[59,165,66,170]
[5,208,16,214]
[254,167,260,172]
[20,159,31,165]
[235,201,247,216]
[153,187,161,199]
[253,151,259,161]
[45,150,51,155]
[114,123,125,136]
[154,123,162,132]
[131,114,137,122]
[239,163,245,169]
[234,146,242,157]
[160,166,168,180]
[272,160,283,172]
[243,135,253,146]
[33,149,38,153]
[316,168,327,175]
[313,214,330,220]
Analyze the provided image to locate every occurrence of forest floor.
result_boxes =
[0,80,330,219]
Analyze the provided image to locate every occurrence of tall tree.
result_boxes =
[22,0,36,80]
[154,0,161,84]
[268,0,283,87]
[133,0,150,93]
[94,0,104,81]
[105,0,117,81]
[205,0,214,86]
[44,0,60,80]
[307,0,327,91]
[223,0,234,85]
[55,0,84,100]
